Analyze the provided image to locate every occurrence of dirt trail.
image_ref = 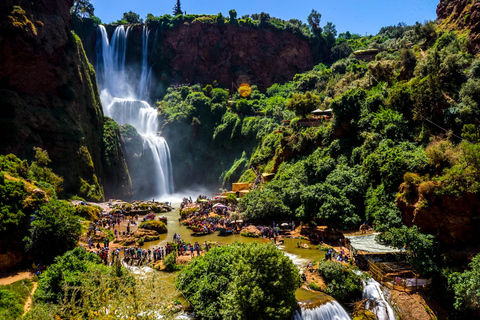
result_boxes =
[0,271,34,286]
[23,281,38,316]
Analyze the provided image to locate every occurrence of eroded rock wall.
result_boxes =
[437,0,480,52]
[0,0,131,199]
[396,182,480,244]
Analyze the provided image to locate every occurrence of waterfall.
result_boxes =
[294,301,351,320]
[96,25,174,198]
[362,278,396,320]
[137,26,152,101]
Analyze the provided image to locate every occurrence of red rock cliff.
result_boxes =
[159,21,316,90]
[437,0,480,52]
[396,182,480,244]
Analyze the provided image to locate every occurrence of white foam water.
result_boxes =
[294,301,351,320]
[96,25,174,198]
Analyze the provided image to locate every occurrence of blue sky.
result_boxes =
[90,0,439,35]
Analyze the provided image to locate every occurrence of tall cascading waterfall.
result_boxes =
[96,25,174,198]
[293,301,351,320]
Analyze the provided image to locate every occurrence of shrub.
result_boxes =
[316,261,362,302]
[309,281,321,291]
[418,181,435,196]
[180,207,197,218]
[403,172,421,185]
[163,252,177,271]
[139,220,167,234]
[75,205,100,221]
[0,279,33,320]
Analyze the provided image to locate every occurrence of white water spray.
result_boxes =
[96,25,174,198]
[294,301,351,320]
[362,278,396,320]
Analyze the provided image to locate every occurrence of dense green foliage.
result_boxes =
[0,279,33,320]
[316,261,362,302]
[0,172,27,232]
[377,226,437,277]
[24,199,82,264]
[176,242,300,320]
[34,247,109,303]
[447,253,480,311]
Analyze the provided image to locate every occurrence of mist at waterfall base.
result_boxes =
[96,25,175,200]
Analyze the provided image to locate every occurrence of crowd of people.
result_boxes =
[324,247,350,263]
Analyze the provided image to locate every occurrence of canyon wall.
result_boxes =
[437,0,480,52]
[0,0,132,199]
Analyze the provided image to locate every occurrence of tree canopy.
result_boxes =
[176,242,300,320]
[173,0,182,16]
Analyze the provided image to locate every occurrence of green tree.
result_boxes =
[71,0,94,18]
[307,9,322,32]
[323,22,337,46]
[176,242,300,320]
[172,0,182,16]
[447,253,480,311]
[24,199,82,264]
[377,226,437,277]
[0,173,27,232]
[121,11,142,24]
[316,261,362,302]
[286,91,320,118]
[34,247,106,303]
[229,9,237,21]
[240,188,290,222]
[28,147,63,193]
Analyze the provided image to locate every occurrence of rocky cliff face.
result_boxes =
[0,0,130,199]
[159,21,315,91]
[437,0,480,51]
[396,182,480,244]
[77,21,317,96]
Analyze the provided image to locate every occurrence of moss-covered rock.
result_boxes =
[139,220,167,234]
[0,0,107,199]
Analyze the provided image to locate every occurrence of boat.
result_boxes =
[158,216,167,223]
[217,227,233,236]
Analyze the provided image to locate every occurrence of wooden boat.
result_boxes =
[217,227,233,236]
[158,216,167,223]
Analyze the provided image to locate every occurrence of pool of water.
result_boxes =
[135,201,326,301]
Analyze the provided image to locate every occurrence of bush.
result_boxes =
[309,281,321,291]
[139,220,167,233]
[0,279,33,320]
[0,289,23,320]
[24,199,82,264]
[0,172,27,232]
[75,205,100,221]
[447,253,480,311]
[34,247,108,303]
[163,252,177,271]
[418,181,435,196]
[176,242,300,320]
[316,261,362,302]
